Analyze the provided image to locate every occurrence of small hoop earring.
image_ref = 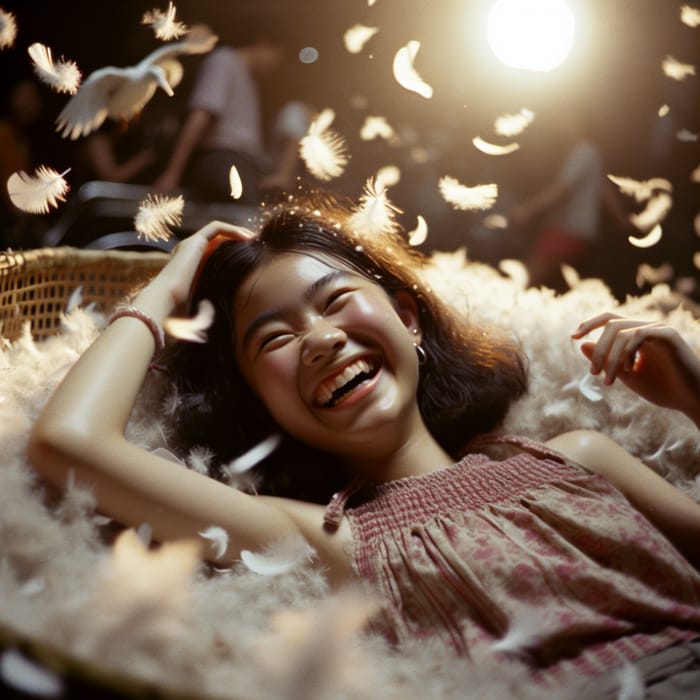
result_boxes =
[414,342,427,366]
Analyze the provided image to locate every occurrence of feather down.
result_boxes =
[142,2,188,41]
[439,176,498,211]
[392,40,433,98]
[163,299,215,343]
[299,109,349,181]
[240,535,315,576]
[0,8,17,50]
[134,193,183,241]
[7,166,70,214]
[28,42,81,95]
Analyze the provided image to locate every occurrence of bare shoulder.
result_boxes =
[545,429,623,477]
[258,496,356,587]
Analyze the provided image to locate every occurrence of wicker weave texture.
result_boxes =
[0,247,169,342]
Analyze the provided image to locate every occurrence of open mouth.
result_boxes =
[315,357,380,408]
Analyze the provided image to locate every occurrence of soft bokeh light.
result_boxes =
[487,0,575,72]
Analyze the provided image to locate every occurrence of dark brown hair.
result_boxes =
[163,199,528,503]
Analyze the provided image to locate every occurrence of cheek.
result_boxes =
[246,350,300,406]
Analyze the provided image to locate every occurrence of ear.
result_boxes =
[393,290,422,343]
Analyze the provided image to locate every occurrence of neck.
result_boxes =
[344,419,454,484]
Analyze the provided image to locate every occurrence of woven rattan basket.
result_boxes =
[0,247,169,342]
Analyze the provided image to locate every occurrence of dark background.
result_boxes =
[1,0,699,298]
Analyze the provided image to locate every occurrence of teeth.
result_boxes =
[315,358,374,406]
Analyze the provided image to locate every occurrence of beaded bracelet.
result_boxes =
[107,305,165,354]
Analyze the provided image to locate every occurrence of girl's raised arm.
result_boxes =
[26,223,323,567]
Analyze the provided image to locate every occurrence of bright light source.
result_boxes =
[487,0,575,72]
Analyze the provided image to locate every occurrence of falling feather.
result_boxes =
[0,649,63,698]
[164,299,215,343]
[348,176,402,235]
[472,136,520,156]
[681,4,700,27]
[392,40,433,98]
[299,109,349,181]
[134,193,183,241]
[490,609,544,656]
[629,223,663,248]
[258,589,377,700]
[615,663,645,700]
[636,262,673,287]
[494,108,535,137]
[662,55,696,80]
[630,192,672,231]
[375,164,400,189]
[142,2,188,41]
[240,535,315,576]
[407,215,428,246]
[229,164,243,199]
[360,115,395,141]
[563,373,604,402]
[439,176,497,211]
[658,103,670,117]
[65,285,83,313]
[7,166,70,214]
[199,526,228,560]
[677,128,698,142]
[343,24,378,54]
[56,25,217,139]
[228,433,283,473]
[28,43,81,95]
[0,8,16,50]
[607,174,672,202]
[483,213,508,229]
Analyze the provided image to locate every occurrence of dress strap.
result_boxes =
[465,433,578,467]
[323,476,368,531]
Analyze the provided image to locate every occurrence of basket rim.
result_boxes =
[0,246,171,271]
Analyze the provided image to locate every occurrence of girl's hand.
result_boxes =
[572,313,700,424]
[156,221,254,307]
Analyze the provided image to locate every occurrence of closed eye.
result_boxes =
[258,330,294,352]
[324,288,354,312]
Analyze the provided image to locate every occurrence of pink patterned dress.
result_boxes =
[323,436,700,685]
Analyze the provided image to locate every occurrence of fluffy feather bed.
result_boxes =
[1,251,699,699]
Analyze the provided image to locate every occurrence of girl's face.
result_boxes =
[232,252,423,462]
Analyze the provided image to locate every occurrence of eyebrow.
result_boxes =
[240,270,352,351]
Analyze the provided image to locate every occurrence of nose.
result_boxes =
[301,319,347,366]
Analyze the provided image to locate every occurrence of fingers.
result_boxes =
[574,315,674,384]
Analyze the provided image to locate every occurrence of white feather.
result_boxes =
[228,433,283,474]
[348,177,402,235]
[561,263,580,289]
[359,115,395,141]
[229,165,243,199]
[56,25,217,139]
[164,299,215,343]
[681,4,700,27]
[490,609,543,656]
[628,223,663,249]
[658,103,670,117]
[662,55,695,80]
[199,526,228,560]
[439,176,498,211]
[483,213,509,229]
[343,24,378,54]
[7,166,70,214]
[494,108,534,137]
[392,40,433,99]
[615,662,645,700]
[676,128,698,142]
[0,8,17,50]
[299,108,349,181]
[407,215,428,246]
[0,649,63,698]
[375,165,400,189]
[607,174,672,203]
[498,259,528,289]
[27,42,81,95]
[472,136,519,156]
[629,192,672,231]
[635,262,673,287]
[240,535,315,576]
[65,285,83,313]
[142,2,188,41]
[563,372,604,402]
[134,193,183,241]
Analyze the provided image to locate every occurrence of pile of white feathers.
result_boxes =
[1,251,699,700]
